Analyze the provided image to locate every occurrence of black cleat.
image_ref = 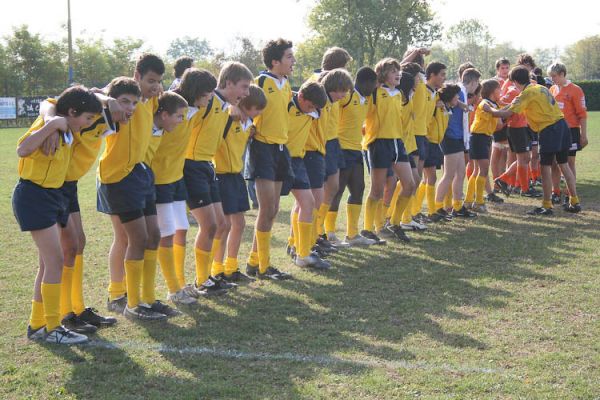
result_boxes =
[257,266,292,280]
[414,213,432,224]
[429,208,451,223]
[107,295,128,314]
[150,300,182,317]
[286,244,296,260]
[485,192,504,203]
[224,270,256,283]
[452,206,477,218]
[521,186,542,198]
[317,235,338,253]
[78,307,117,327]
[563,203,581,213]
[385,224,411,242]
[360,230,387,245]
[527,207,553,216]
[246,264,259,277]
[551,192,562,205]
[494,178,511,197]
[61,313,98,334]
[212,273,239,288]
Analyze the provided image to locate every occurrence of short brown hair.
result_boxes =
[177,68,217,106]
[321,47,352,71]
[438,84,461,103]
[517,53,536,69]
[298,81,327,109]
[174,56,194,78]
[239,84,267,110]
[374,58,401,84]
[157,92,188,115]
[262,38,293,69]
[461,68,481,85]
[136,53,165,77]
[318,68,353,94]
[107,77,141,99]
[458,62,475,79]
[495,58,510,70]
[480,79,499,99]
[218,62,253,89]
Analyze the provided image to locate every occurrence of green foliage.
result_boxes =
[564,35,600,80]
[574,80,600,111]
[166,36,212,61]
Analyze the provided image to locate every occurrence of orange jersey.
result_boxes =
[549,82,587,128]
[500,83,527,128]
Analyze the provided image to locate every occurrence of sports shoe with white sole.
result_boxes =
[123,304,167,321]
[167,289,197,305]
[385,224,411,242]
[400,220,427,231]
[182,284,202,298]
[150,300,183,317]
[471,203,488,213]
[342,234,376,247]
[294,254,331,270]
[45,326,88,345]
[326,233,350,248]
[106,295,127,314]
[27,325,46,341]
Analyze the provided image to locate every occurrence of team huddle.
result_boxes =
[12,39,587,345]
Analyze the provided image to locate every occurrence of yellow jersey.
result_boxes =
[412,77,430,136]
[66,108,114,182]
[98,95,158,184]
[471,99,500,136]
[254,71,292,145]
[427,102,450,145]
[214,114,253,174]
[186,91,229,161]
[401,94,416,154]
[18,116,74,189]
[143,125,166,165]
[286,94,320,158]
[305,96,332,155]
[337,89,369,151]
[364,86,403,148]
[508,84,564,133]
[325,101,340,141]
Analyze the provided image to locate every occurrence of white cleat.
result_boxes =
[343,234,376,247]
[326,233,351,248]
[44,326,88,345]
[167,288,198,305]
[400,220,427,231]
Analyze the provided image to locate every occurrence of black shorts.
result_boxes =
[245,139,293,182]
[408,154,416,168]
[281,157,311,195]
[218,173,250,215]
[424,141,443,169]
[540,150,569,166]
[340,149,364,170]
[155,178,188,204]
[469,134,492,160]
[304,151,326,189]
[325,139,345,177]
[538,119,571,155]
[13,179,69,231]
[492,126,508,142]
[367,138,407,169]
[97,163,155,215]
[60,180,80,214]
[414,136,428,160]
[529,128,539,146]
[183,159,221,210]
[440,136,465,155]
[507,127,532,153]
[569,127,581,156]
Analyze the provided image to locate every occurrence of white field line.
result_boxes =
[84,339,504,375]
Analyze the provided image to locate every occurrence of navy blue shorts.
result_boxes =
[13,179,69,231]
[568,127,581,156]
[245,139,293,182]
[538,119,571,155]
[325,139,345,177]
[60,180,80,214]
[340,149,364,170]
[184,160,220,210]
[367,138,407,169]
[218,173,250,215]
[156,178,188,204]
[97,163,155,215]
[493,126,508,142]
[440,136,465,155]
[469,134,492,160]
[364,151,394,176]
[507,127,531,153]
[414,136,428,160]
[424,141,443,169]
[529,128,539,146]
[304,151,326,189]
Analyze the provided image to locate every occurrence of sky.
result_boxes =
[1,0,599,55]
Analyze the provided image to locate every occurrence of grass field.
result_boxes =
[1,114,599,399]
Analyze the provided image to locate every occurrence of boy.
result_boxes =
[15,86,102,344]
[245,39,295,280]
[169,56,194,90]
[484,66,581,215]
[490,58,511,186]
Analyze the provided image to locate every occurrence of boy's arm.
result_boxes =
[580,118,588,148]
[17,117,66,157]
[401,47,430,64]
[482,102,513,119]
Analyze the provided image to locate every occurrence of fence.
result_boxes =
[0,96,48,128]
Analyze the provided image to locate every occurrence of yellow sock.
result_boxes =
[194,248,211,286]
[291,211,299,249]
[59,266,73,318]
[475,176,486,205]
[29,300,45,330]
[388,182,401,218]
[317,203,329,236]
[71,255,85,315]
[173,243,186,288]
[124,259,143,308]
[256,230,271,274]
[374,200,385,231]
[452,199,463,211]
[224,257,238,276]
[465,175,476,204]
[141,249,158,305]
[247,250,259,267]
[444,191,453,209]
[413,183,426,215]
[324,210,338,235]
[570,195,580,205]
[287,235,295,247]
[346,203,361,238]
[108,280,126,301]
[363,197,377,232]
[209,239,223,276]
[41,282,61,331]
[382,204,390,224]
[401,196,414,224]
[158,246,180,294]
[391,195,411,225]
[298,221,313,258]
[426,185,437,216]
[542,199,553,209]
[435,201,444,212]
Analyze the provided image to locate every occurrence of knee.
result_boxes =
[78,232,86,253]
[62,242,78,264]
[147,227,161,249]
[218,219,232,236]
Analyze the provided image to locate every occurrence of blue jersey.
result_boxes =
[446,90,465,140]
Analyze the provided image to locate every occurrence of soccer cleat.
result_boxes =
[485,192,504,203]
[224,270,256,283]
[286,244,296,260]
[123,304,168,321]
[317,235,339,253]
[196,279,228,296]
[360,230,387,245]
[527,207,553,216]
[107,295,128,314]
[167,289,198,305]
[311,245,330,258]
[294,254,331,270]
[429,208,452,223]
[326,233,351,248]
[400,220,427,231]
[471,203,488,213]
[210,275,237,290]
[78,307,117,327]
[494,178,511,197]
[61,313,98,334]
[414,213,432,224]
[551,192,562,205]
[452,206,477,218]
[182,284,202,299]
[564,203,581,213]
[342,234,376,247]
[45,326,88,345]
[563,195,570,207]
[27,325,47,341]
[385,224,411,242]
[150,300,182,317]
[246,263,259,277]
[257,266,292,280]
[521,187,542,198]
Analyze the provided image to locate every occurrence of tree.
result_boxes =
[564,35,600,80]
[446,19,494,75]
[230,37,263,75]
[167,36,212,61]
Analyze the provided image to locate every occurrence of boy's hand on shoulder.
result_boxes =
[40,133,60,156]
[249,126,257,138]
[107,98,126,122]
[48,115,68,133]
[229,105,242,122]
